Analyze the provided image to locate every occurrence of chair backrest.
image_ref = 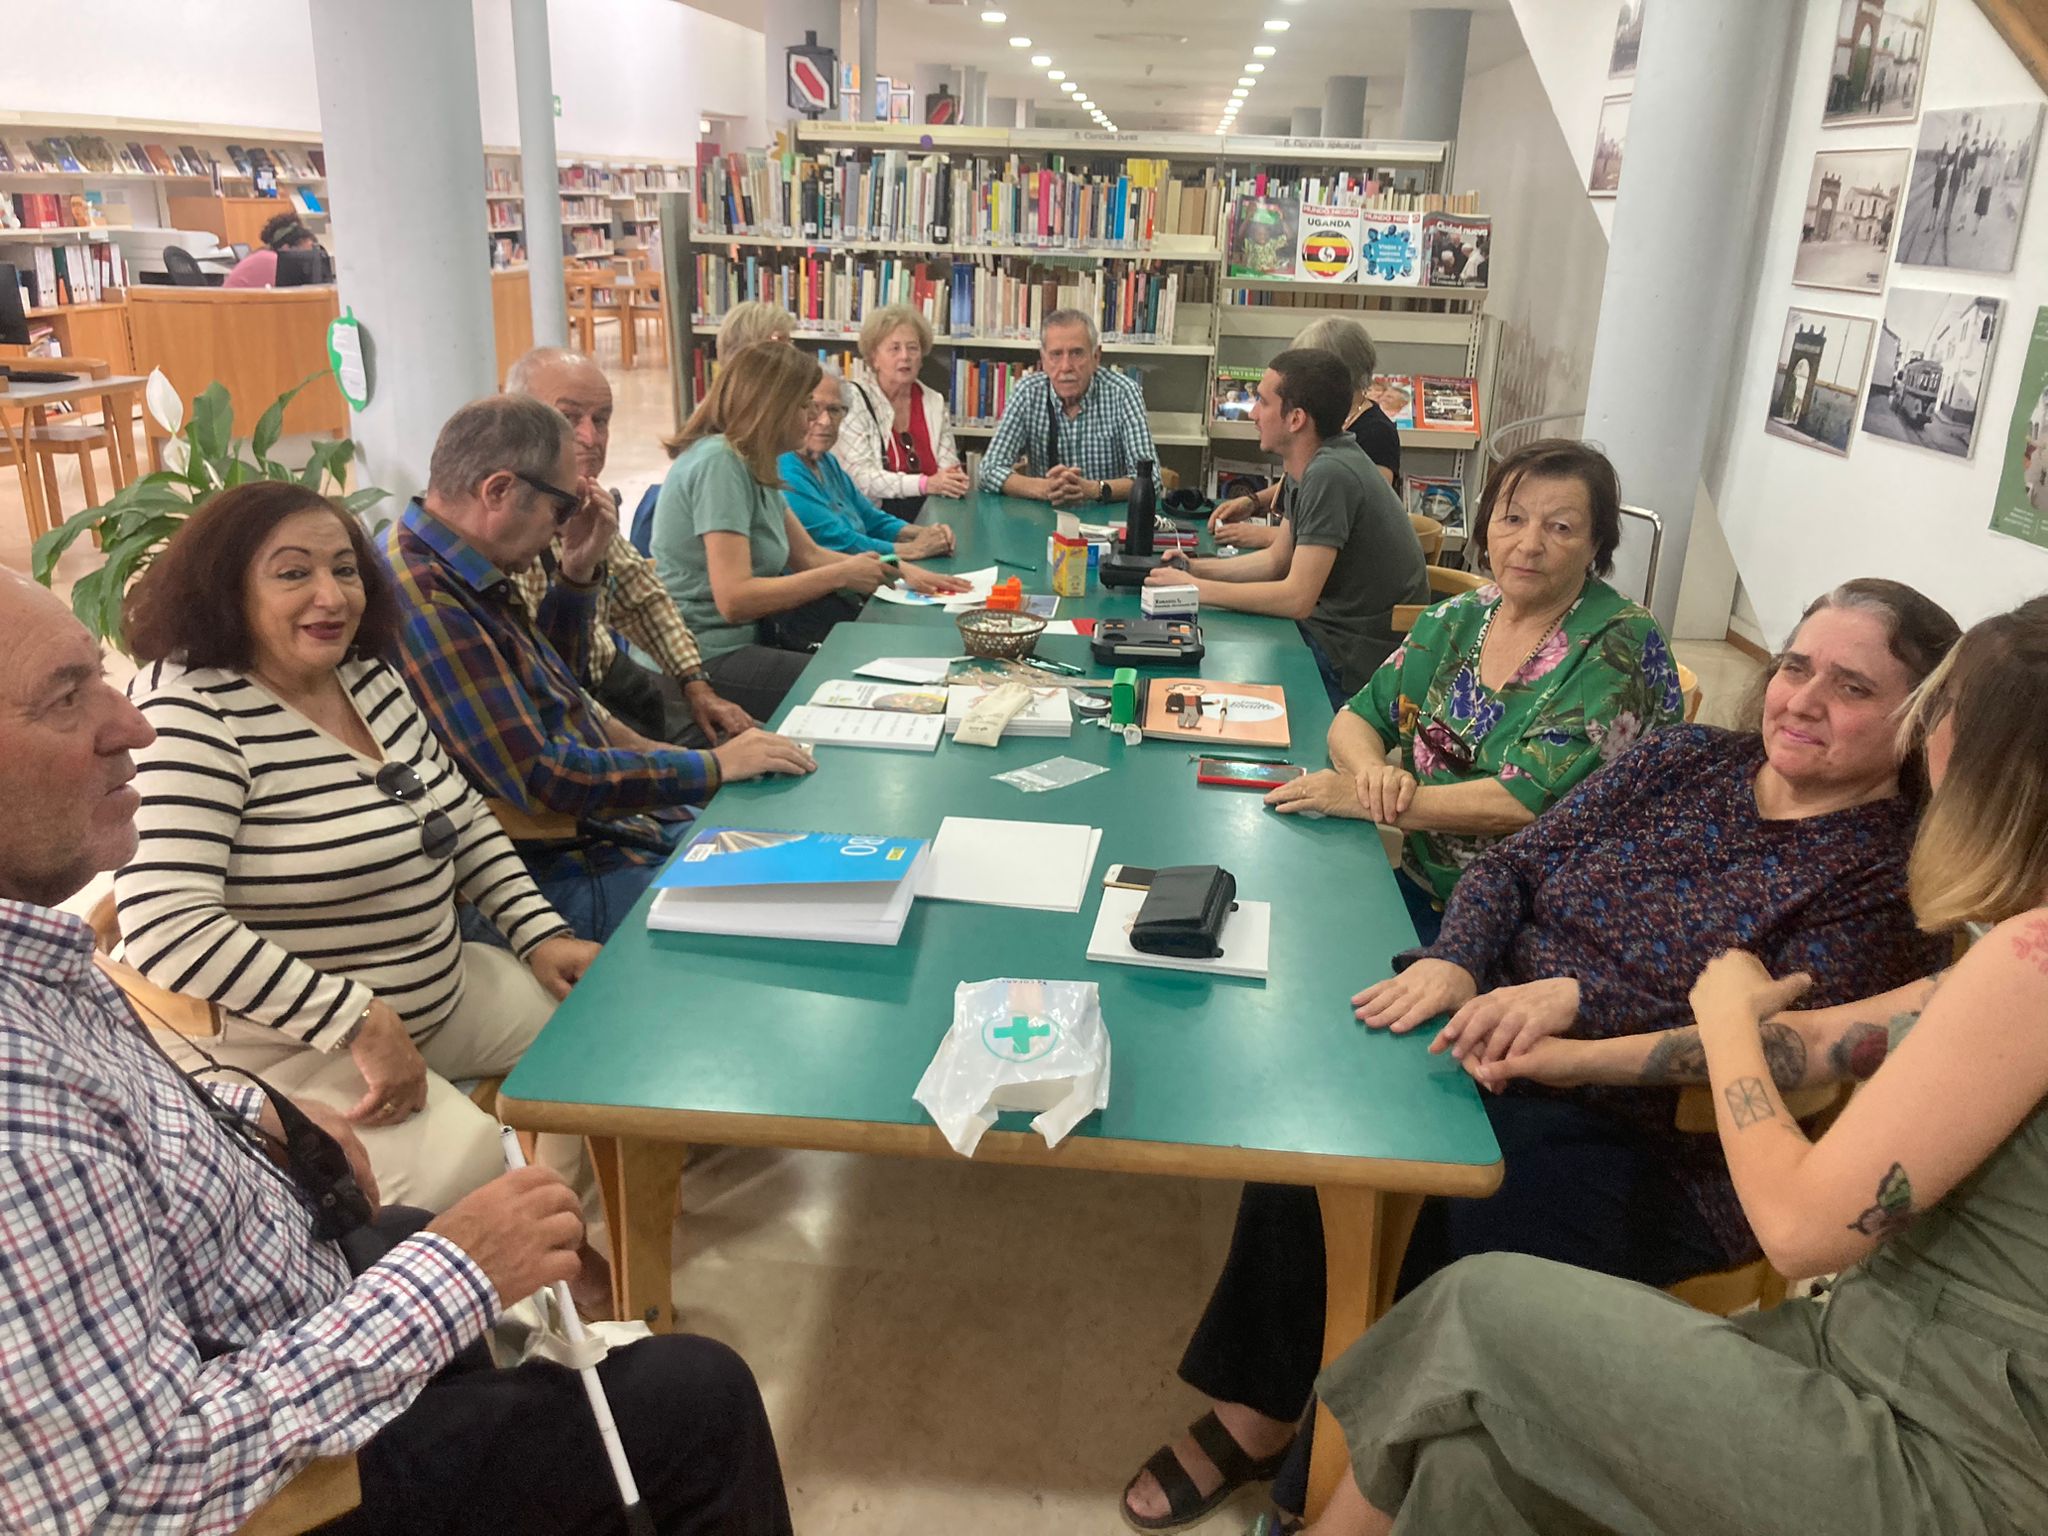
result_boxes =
[628,484,660,556]
[162,246,207,287]
[484,796,581,843]
[87,893,221,1039]
[1390,564,1490,635]
[1676,660,1703,723]
[1408,513,1444,562]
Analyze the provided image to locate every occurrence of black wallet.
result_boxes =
[1130,865,1238,959]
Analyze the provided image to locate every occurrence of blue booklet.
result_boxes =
[651,827,929,945]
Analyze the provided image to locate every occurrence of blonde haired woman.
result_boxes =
[650,344,961,715]
[838,303,970,516]
[1296,595,2048,1536]
[715,300,795,361]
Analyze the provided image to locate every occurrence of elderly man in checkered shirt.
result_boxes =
[979,309,1161,508]
[0,570,791,1535]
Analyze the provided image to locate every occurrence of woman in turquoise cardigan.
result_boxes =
[780,369,958,560]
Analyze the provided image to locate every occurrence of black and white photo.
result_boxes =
[1589,96,1629,197]
[1794,148,1909,293]
[1766,306,1876,457]
[1609,1,1645,80]
[1823,0,1934,126]
[1895,103,2043,274]
[1862,290,2002,459]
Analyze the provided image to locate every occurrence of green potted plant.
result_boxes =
[31,368,387,648]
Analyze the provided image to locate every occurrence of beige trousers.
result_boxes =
[155,942,581,1211]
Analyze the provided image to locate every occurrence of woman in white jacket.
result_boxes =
[839,303,971,516]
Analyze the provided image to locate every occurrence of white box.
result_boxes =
[1142,583,1200,618]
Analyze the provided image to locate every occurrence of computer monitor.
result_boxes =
[228,242,251,259]
[275,246,333,287]
[0,263,30,347]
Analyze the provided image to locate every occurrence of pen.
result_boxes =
[1030,657,1086,676]
[993,556,1039,572]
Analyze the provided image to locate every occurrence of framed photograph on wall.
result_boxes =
[1793,147,1910,292]
[1766,305,1877,458]
[1895,103,2044,275]
[1609,0,1645,80]
[1989,305,2048,549]
[1822,0,1935,126]
[1589,95,1630,197]
[1862,289,2003,459]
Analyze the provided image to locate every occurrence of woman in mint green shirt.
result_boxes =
[1268,440,1682,940]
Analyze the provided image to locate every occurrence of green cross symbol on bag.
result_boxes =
[982,1012,1056,1062]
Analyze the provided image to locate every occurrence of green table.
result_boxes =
[499,610,1502,1518]
[863,490,1281,645]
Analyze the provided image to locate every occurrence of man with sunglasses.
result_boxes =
[506,348,758,747]
[383,395,815,942]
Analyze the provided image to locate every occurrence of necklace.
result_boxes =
[1469,587,1585,687]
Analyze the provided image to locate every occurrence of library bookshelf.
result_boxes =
[666,122,1494,503]
[486,149,690,271]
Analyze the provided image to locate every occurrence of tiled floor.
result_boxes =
[4,352,1762,1534]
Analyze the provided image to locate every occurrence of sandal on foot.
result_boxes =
[1120,1411,1291,1534]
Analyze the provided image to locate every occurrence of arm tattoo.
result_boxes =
[1642,1022,1806,1088]
[1724,1076,1776,1128]
[1848,1162,1915,1239]
[1827,1020,1894,1082]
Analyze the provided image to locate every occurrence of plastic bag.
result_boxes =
[913,978,1112,1156]
[992,755,1109,793]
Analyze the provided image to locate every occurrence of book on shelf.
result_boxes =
[143,144,178,176]
[1226,193,1299,278]
[0,238,128,306]
[45,138,83,173]
[291,188,325,216]
[1422,213,1489,288]
[1415,375,1479,434]
[1358,211,1423,286]
[806,680,950,714]
[486,198,524,229]
[1,141,35,173]
[309,148,327,177]
[1296,203,1362,283]
[223,144,252,176]
[949,356,1031,424]
[177,146,211,176]
[1139,679,1291,748]
[1368,374,1417,431]
[1213,366,1263,422]
[1407,475,1467,536]
[647,826,930,945]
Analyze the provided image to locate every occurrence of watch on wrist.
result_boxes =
[680,668,712,689]
[1095,478,1114,504]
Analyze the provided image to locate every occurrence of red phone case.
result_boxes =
[1196,759,1306,790]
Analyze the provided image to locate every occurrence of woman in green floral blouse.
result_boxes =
[1268,439,1683,941]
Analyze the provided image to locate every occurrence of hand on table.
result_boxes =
[902,563,972,596]
[346,1000,428,1126]
[557,479,619,584]
[1046,465,1090,508]
[1460,1036,1589,1094]
[427,1165,586,1306]
[1208,494,1256,534]
[1143,558,1195,587]
[684,682,754,746]
[712,727,817,782]
[1265,768,1370,820]
[526,933,603,1001]
[1214,521,1279,550]
[925,465,972,499]
[1352,958,1477,1034]
[897,523,956,559]
[1430,977,1580,1064]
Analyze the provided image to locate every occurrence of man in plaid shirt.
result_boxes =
[383,395,814,942]
[0,571,790,1534]
[504,348,755,746]
[979,309,1160,507]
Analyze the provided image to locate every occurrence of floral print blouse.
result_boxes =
[1347,577,1684,903]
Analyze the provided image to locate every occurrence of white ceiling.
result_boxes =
[682,0,1524,136]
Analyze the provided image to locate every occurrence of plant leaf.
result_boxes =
[339,485,391,515]
[251,371,321,464]
[187,382,233,466]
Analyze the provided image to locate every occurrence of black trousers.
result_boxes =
[1176,1093,1728,1509]
[594,650,691,744]
[318,1332,791,1536]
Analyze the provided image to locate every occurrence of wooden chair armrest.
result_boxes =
[1674,1081,1847,1135]
[92,953,223,1039]
[1391,603,1424,635]
[483,796,582,842]
[237,1456,362,1536]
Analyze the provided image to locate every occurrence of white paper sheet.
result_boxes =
[869,566,1000,606]
[1085,887,1271,981]
[853,656,960,684]
[916,817,1103,911]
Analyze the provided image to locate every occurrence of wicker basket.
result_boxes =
[955,607,1047,660]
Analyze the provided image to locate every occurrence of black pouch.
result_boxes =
[1130,865,1237,959]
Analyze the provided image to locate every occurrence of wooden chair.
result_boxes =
[1390,564,1490,635]
[1676,661,1703,723]
[1408,513,1444,562]
[1664,1081,1852,1316]
[623,276,667,370]
[564,270,604,355]
[84,895,364,1534]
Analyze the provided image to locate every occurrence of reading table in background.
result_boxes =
[498,620,1503,1519]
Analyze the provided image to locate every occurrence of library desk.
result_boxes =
[127,285,347,443]
[498,621,1502,1518]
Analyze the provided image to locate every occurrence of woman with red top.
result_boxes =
[837,303,971,517]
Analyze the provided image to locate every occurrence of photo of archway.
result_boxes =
[1823,0,1934,126]
[1793,147,1909,292]
[1766,305,1876,457]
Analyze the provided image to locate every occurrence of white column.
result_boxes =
[308,0,495,507]
[1322,76,1368,139]
[763,0,840,132]
[1290,106,1322,136]
[963,67,988,126]
[1399,9,1469,144]
[1581,0,1798,628]
[511,0,566,350]
[989,95,1019,129]
[858,0,879,121]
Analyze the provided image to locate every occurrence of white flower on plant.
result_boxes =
[144,368,182,436]
[160,435,191,475]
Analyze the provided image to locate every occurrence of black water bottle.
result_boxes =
[1125,459,1157,557]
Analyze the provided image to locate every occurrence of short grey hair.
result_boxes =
[1041,308,1099,349]
[1290,316,1378,393]
[426,395,572,499]
[503,345,594,396]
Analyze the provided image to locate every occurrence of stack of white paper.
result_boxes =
[1085,886,1272,981]
[853,656,959,684]
[806,680,949,714]
[917,817,1103,911]
[941,684,1074,739]
[780,704,944,752]
[869,566,1000,607]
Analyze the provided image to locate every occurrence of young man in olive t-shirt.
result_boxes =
[1149,348,1428,703]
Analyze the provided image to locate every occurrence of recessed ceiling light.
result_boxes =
[1231,87,1249,97]
[980,8,1006,20]
[1238,76,1255,86]
[1246,62,1265,73]
[1253,44,1276,56]
[1009,35,1031,47]
[1264,18,1290,31]
[1061,81,1079,92]
[1029,55,1051,67]
[1047,69,1065,80]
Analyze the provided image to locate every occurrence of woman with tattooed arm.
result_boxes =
[1301,594,2048,1536]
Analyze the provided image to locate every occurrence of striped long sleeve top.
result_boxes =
[113,658,568,1051]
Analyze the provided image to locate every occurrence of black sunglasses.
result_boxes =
[1418,717,1477,775]
[513,469,581,525]
[370,762,459,863]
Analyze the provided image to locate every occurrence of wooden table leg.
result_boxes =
[617,289,636,370]
[104,388,140,490]
[2,409,46,542]
[1305,1185,1423,1520]
[587,1133,687,1332]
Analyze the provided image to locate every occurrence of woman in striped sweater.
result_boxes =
[113,483,601,1213]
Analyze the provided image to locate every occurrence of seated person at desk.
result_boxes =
[1303,601,2048,1536]
[1121,579,1960,1533]
[717,299,796,359]
[1211,316,1400,551]
[1147,349,1428,706]
[836,303,971,516]
[222,211,319,289]
[115,483,595,1218]
[650,343,966,717]
[1266,439,1683,942]
[383,394,814,943]
[505,346,754,748]
[978,309,1158,507]
[0,569,793,1536]
[782,367,957,560]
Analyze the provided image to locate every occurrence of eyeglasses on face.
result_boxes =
[369,761,459,863]
[805,401,849,421]
[512,469,582,525]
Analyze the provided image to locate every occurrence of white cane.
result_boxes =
[499,1129,656,1536]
